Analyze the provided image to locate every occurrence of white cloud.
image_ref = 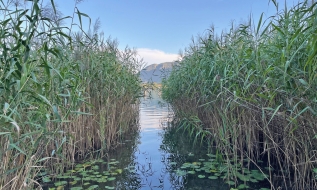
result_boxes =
[137,48,179,67]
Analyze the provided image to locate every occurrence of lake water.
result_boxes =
[44,90,270,190]
[99,90,230,190]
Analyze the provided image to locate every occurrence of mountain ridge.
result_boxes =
[140,62,177,83]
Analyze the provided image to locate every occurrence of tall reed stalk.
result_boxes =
[0,0,142,189]
[163,1,317,189]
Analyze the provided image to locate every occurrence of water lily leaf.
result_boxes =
[188,171,196,174]
[75,164,83,168]
[237,174,249,181]
[115,169,123,174]
[208,176,218,179]
[70,180,77,185]
[70,187,83,190]
[57,175,71,179]
[226,180,235,185]
[87,185,98,190]
[54,181,67,186]
[105,186,115,189]
[73,177,81,181]
[249,178,258,183]
[175,169,187,176]
[80,171,88,176]
[109,161,119,165]
[252,172,266,181]
[42,176,51,182]
[108,177,116,181]
[38,171,48,176]
[237,184,249,189]
[207,154,216,157]
[198,175,205,178]
[97,178,107,182]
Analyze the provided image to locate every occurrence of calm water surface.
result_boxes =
[102,91,229,190]
[45,90,269,189]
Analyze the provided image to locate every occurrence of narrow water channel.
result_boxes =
[44,90,270,190]
[99,90,228,190]
[90,90,233,190]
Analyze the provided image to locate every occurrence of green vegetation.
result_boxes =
[0,0,141,189]
[175,153,269,189]
[41,158,122,189]
[162,0,317,189]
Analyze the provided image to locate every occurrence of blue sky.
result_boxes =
[53,0,299,65]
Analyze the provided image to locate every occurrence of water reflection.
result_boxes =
[117,90,176,189]
[108,90,226,189]
[51,90,177,190]
[45,90,270,189]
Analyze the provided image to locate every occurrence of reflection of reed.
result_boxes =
[105,129,143,190]
[160,125,232,190]
[101,90,178,189]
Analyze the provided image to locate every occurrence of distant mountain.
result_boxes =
[140,62,177,83]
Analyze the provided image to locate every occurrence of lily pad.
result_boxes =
[42,176,51,183]
[226,180,235,185]
[115,169,123,174]
[208,176,218,180]
[175,169,187,176]
[70,187,83,190]
[69,180,77,185]
[237,184,249,189]
[87,185,99,189]
[54,181,67,186]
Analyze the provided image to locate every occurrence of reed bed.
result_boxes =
[162,1,317,189]
[0,0,142,189]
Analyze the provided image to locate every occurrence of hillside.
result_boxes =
[140,62,177,83]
